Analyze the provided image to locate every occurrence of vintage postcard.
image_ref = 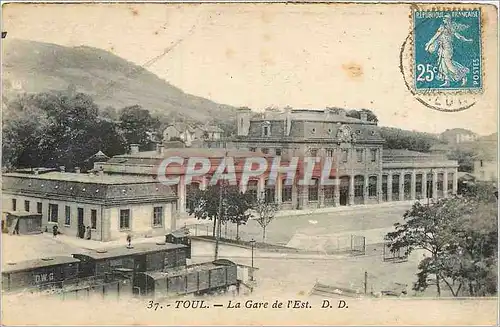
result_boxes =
[1,2,498,326]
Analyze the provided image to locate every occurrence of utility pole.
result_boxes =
[364,271,368,295]
[214,151,228,260]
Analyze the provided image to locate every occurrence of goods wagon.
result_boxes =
[165,229,192,259]
[2,256,80,291]
[73,242,188,278]
[133,259,238,298]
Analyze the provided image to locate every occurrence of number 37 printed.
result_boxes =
[416,64,438,82]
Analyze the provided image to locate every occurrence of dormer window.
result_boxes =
[262,121,271,137]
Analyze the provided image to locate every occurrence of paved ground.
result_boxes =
[188,204,411,245]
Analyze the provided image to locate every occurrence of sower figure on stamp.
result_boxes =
[425,14,473,87]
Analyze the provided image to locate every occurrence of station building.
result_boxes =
[94,107,459,217]
[2,170,178,241]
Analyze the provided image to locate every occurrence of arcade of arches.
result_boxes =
[180,169,458,212]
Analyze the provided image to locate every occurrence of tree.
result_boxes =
[252,194,279,242]
[2,91,127,170]
[223,186,255,241]
[186,184,254,239]
[387,191,497,297]
[346,109,379,123]
[119,105,159,149]
[447,147,475,172]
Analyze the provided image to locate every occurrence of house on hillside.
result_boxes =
[194,125,224,141]
[162,123,196,146]
[473,135,498,182]
[163,123,225,147]
[440,128,478,145]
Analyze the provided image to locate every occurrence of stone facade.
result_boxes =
[2,172,178,241]
[96,108,459,217]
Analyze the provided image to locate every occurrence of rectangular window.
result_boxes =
[368,176,377,197]
[326,149,334,157]
[341,149,348,163]
[24,200,30,212]
[120,209,130,230]
[281,184,292,202]
[153,207,163,227]
[37,202,43,214]
[249,147,256,152]
[261,148,269,154]
[48,203,59,223]
[370,149,377,162]
[12,199,17,211]
[309,148,318,157]
[275,148,282,156]
[65,206,71,226]
[91,209,97,229]
[480,160,483,167]
[356,149,364,162]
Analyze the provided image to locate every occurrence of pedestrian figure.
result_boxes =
[86,226,92,240]
[52,224,58,237]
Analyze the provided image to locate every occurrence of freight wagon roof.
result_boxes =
[2,256,80,274]
[75,242,187,260]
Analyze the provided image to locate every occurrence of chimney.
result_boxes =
[75,167,81,174]
[360,112,368,122]
[59,166,66,172]
[156,144,165,155]
[130,144,140,154]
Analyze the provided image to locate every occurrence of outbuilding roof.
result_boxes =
[74,242,187,260]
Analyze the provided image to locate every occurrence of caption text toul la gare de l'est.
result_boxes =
[147,299,349,310]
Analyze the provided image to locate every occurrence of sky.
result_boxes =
[2,3,498,135]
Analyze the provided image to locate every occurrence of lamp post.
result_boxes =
[250,238,256,281]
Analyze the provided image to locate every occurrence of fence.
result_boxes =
[382,241,409,262]
[281,234,366,255]
[188,222,258,243]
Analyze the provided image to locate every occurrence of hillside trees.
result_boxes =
[2,91,127,170]
[379,127,443,153]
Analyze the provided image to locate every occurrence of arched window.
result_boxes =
[437,173,444,197]
[404,174,412,200]
[281,179,292,203]
[415,174,423,198]
[264,180,275,203]
[392,175,400,200]
[247,180,258,202]
[382,175,388,201]
[447,172,454,193]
